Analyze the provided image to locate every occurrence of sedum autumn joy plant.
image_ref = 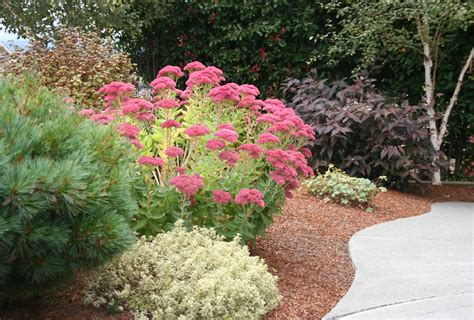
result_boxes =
[87,62,314,243]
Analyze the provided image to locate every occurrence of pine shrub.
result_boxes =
[0,77,136,304]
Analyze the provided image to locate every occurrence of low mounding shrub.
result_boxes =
[284,71,437,190]
[82,62,315,243]
[84,222,281,319]
[5,27,135,109]
[304,165,386,209]
[0,77,136,304]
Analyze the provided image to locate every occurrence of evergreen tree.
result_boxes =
[0,77,136,304]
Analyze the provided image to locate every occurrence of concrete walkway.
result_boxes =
[324,202,474,319]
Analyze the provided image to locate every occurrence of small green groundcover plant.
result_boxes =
[0,77,136,303]
[304,165,387,210]
[84,221,281,319]
[80,61,315,243]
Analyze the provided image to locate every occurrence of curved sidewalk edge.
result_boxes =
[323,202,474,319]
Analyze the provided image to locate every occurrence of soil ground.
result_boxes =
[1,185,473,320]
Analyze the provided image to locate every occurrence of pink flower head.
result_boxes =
[218,150,239,166]
[208,83,240,103]
[91,113,115,124]
[150,77,176,93]
[161,119,182,129]
[99,82,135,107]
[206,139,227,150]
[237,143,262,158]
[78,109,94,117]
[237,96,264,111]
[235,188,265,207]
[175,166,187,174]
[184,124,210,137]
[212,190,233,204]
[157,65,184,78]
[117,122,141,140]
[169,174,204,197]
[257,132,281,144]
[263,99,286,111]
[256,114,277,124]
[207,66,224,77]
[136,112,155,122]
[99,81,135,94]
[165,146,184,158]
[65,97,74,104]
[131,98,154,110]
[214,128,239,143]
[121,101,141,115]
[154,98,180,109]
[138,156,164,167]
[131,139,143,149]
[180,89,193,99]
[185,67,222,88]
[217,123,236,131]
[238,84,260,97]
[184,61,206,72]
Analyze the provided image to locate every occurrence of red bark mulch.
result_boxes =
[1,185,473,320]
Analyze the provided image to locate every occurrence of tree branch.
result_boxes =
[437,48,474,146]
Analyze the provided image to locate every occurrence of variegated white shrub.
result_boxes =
[84,222,280,319]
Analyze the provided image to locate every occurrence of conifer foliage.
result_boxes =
[0,77,136,304]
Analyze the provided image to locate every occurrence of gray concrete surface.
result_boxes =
[324,202,474,320]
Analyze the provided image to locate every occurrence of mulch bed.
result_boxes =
[1,185,473,320]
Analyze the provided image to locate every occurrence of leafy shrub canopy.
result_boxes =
[84,222,281,319]
[0,77,136,303]
[305,165,386,209]
[5,27,135,109]
[83,62,315,243]
[285,71,437,189]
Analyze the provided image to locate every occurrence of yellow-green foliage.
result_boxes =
[305,165,386,209]
[84,222,280,319]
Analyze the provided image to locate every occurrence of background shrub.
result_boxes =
[5,27,135,109]
[86,62,314,243]
[0,77,136,304]
[304,165,386,209]
[284,71,437,189]
[84,222,281,319]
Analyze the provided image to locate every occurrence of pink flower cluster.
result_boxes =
[121,98,155,122]
[212,190,233,204]
[150,77,176,93]
[184,61,206,72]
[161,119,182,129]
[206,139,226,150]
[185,66,224,89]
[138,156,164,167]
[117,122,140,140]
[165,146,184,158]
[257,99,315,140]
[257,132,280,144]
[98,81,134,107]
[184,124,210,137]
[169,174,204,197]
[158,65,184,79]
[218,150,239,166]
[237,143,262,158]
[155,98,180,109]
[264,149,314,197]
[235,188,265,207]
[208,83,240,103]
[214,128,239,143]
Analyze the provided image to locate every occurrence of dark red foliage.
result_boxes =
[284,71,440,189]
